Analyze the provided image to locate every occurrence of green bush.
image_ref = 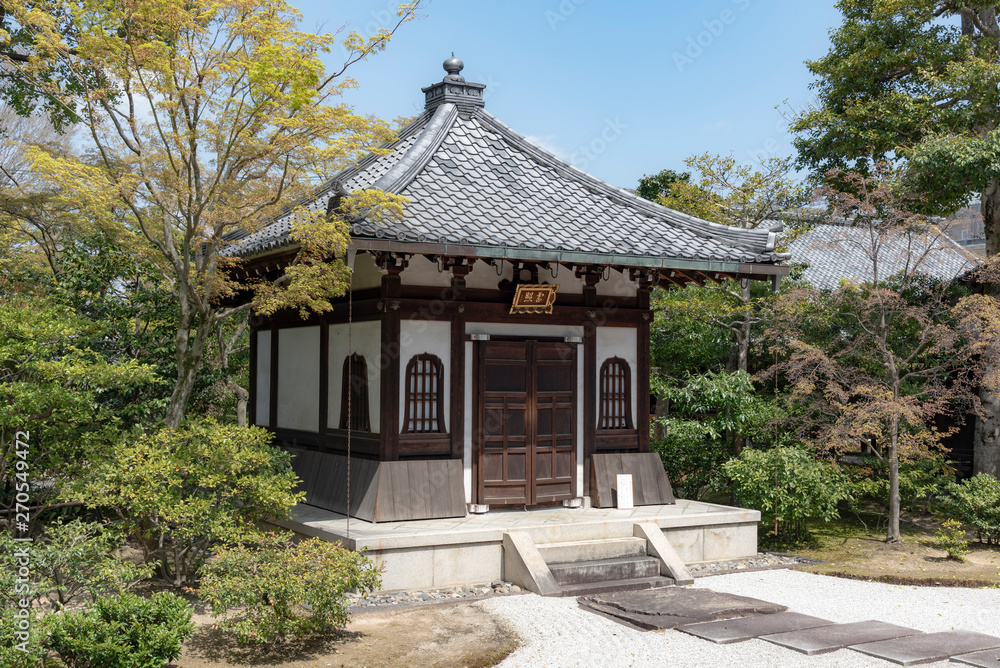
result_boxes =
[0,519,152,611]
[724,446,852,543]
[933,519,970,561]
[842,455,952,512]
[70,419,305,586]
[47,591,194,668]
[652,433,730,501]
[941,473,1000,544]
[200,532,381,645]
[0,606,47,668]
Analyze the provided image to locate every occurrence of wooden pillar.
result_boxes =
[449,260,470,461]
[379,256,406,461]
[637,282,651,453]
[583,318,597,496]
[318,317,329,449]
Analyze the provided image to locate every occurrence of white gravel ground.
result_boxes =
[479,570,1000,668]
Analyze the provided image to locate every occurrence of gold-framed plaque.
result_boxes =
[510,284,559,314]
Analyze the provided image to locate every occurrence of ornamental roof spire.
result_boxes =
[422,54,486,112]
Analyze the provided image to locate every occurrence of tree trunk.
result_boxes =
[975,180,1000,476]
[887,424,901,543]
[165,316,213,429]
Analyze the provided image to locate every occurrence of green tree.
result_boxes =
[3,0,421,427]
[766,166,1000,542]
[635,169,690,202]
[652,154,808,375]
[0,295,155,533]
[790,1,1000,474]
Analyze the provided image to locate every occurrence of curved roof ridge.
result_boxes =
[369,103,459,195]
[473,109,776,255]
[309,108,434,202]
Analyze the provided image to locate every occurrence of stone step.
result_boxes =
[558,575,674,598]
[537,537,648,564]
[549,556,661,586]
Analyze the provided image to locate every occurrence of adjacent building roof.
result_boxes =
[787,222,977,290]
[228,58,790,274]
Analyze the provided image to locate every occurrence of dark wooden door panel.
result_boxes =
[476,340,577,507]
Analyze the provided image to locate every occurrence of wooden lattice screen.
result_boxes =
[339,353,371,431]
[402,353,445,433]
[598,357,633,430]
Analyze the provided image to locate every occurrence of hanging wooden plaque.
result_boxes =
[510,284,559,314]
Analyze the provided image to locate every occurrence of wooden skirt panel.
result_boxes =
[287,448,466,522]
[589,452,675,508]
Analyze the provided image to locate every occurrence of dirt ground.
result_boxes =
[792,512,1000,587]
[173,598,518,668]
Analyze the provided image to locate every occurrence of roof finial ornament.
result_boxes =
[443,54,465,82]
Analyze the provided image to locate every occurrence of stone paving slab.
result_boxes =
[578,587,786,630]
[678,611,834,645]
[762,620,923,656]
[850,631,1000,666]
[951,647,1000,666]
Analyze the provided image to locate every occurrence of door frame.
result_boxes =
[473,337,578,506]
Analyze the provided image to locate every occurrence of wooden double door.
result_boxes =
[475,340,577,506]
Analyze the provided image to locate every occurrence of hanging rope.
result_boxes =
[346,284,353,542]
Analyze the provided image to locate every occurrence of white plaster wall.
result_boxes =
[400,254,452,288]
[542,265,583,294]
[350,252,385,290]
[464,258,511,291]
[329,320,382,433]
[398,319,451,430]
[596,326,639,423]
[276,326,320,432]
[255,330,271,427]
[596,267,637,299]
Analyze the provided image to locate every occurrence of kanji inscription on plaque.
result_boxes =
[510,284,559,314]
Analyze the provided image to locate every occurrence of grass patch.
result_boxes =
[788,509,1000,588]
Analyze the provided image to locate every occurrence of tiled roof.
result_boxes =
[787,223,977,290]
[227,68,790,269]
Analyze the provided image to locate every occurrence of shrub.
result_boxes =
[652,431,729,501]
[200,532,381,645]
[724,446,852,543]
[933,519,970,561]
[842,455,953,513]
[47,591,194,668]
[0,607,47,668]
[941,473,1000,544]
[0,519,152,611]
[70,419,305,586]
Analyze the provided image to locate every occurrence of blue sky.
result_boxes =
[294,0,845,189]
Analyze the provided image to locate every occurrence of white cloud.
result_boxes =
[524,134,571,161]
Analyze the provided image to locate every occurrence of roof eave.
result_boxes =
[349,237,790,276]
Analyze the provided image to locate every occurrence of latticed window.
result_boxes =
[339,353,371,432]
[598,357,633,430]
[403,353,446,433]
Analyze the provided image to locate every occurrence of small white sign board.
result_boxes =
[616,474,634,509]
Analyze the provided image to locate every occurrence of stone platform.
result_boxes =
[270,499,759,591]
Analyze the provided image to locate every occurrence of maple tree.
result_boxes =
[2,0,420,427]
[791,1,1000,474]
[766,165,1000,542]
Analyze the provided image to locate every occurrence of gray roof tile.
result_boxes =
[226,99,789,266]
[787,223,976,289]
